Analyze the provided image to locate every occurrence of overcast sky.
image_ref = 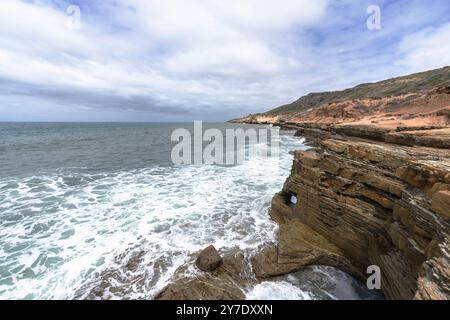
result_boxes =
[1,0,450,122]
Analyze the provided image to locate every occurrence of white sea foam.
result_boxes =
[246,281,313,300]
[0,131,306,299]
[246,265,382,300]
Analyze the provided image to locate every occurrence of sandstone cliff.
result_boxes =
[252,124,450,300]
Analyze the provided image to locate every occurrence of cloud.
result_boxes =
[397,22,450,72]
[163,42,300,77]
[0,0,449,121]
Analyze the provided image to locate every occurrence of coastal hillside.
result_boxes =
[233,66,450,129]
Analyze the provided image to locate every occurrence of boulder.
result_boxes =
[195,245,223,272]
[157,249,248,300]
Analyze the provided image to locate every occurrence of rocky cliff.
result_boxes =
[252,124,450,299]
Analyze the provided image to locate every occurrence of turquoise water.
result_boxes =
[0,122,381,299]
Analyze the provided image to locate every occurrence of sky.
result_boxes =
[0,0,449,122]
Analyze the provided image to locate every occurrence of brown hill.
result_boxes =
[234,66,450,129]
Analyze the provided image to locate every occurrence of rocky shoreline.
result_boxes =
[156,122,450,300]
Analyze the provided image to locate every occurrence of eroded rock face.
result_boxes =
[195,245,223,272]
[415,238,450,299]
[430,184,450,218]
[251,222,363,281]
[260,127,450,300]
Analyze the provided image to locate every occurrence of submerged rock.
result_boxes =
[195,245,223,272]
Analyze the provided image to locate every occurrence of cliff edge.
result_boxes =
[252,124,450,299]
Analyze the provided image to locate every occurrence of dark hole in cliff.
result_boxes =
[282,191,298,208]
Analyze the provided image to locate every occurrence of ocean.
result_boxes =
[0,122,381,300]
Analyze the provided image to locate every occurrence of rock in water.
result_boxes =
[156,249,248,300]
[195,245,223,272]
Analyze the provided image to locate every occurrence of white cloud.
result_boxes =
[397,22,450,72]
[163,41,300,77]
[131,0,328,40]
[0,0,448,121]
[0,0,330,120]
